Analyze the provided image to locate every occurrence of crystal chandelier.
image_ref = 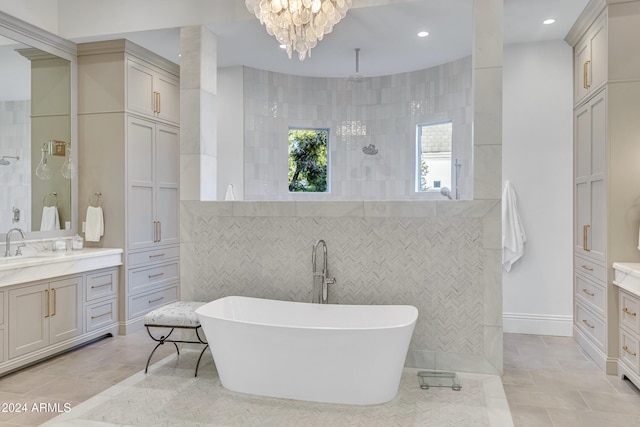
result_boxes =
[245,0,352,61]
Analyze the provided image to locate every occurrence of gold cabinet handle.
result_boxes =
[623,345,637,357]
[583,60,591,89]
[583,224,590,252]
[582,289,595,297]
[149,296,164,304]
[44,289,50,318]
[153,91,159,113]
[91,310,113,320]
[91,282,112,289]
[158,221,162,242]
[157,92,161,114]
[582,319,595,329]
[581,265,593,271]
[153,221,159,242]
[148,272,165,279]
[623,307,638,317]
[51,288,56,317]
[149,253,166,258]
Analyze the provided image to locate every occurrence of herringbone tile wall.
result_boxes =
[181,201,495,372]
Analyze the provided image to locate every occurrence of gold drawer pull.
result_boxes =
[149,253,166,258]
[581,265,593,271]
[44,289,50,318]
[583,224,591,252]
[623,345,637,357]
[583,60,591,89]
[91,310,113,320]
[623,307,637,317]
[148,272,165,279]
[582,319,595,329]
[149,296,164,304]
[582,289,595,297]
[91,282,112,289]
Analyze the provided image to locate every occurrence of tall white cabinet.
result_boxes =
[77,40,180,333]
[568,0,640,374]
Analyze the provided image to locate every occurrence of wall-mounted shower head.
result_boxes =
[0,155,20,166]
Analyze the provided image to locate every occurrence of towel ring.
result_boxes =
[43,192,58,207]
[89,192,102,208]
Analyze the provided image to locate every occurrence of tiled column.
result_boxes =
[179,26,217,201]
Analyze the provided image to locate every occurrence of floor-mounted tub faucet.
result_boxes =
[312,239,336,304]
[5,227,26,257]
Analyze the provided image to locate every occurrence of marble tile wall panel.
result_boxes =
[182,207,485,359]
[243,56,472,200]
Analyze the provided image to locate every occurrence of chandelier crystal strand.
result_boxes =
[246,0,351,60]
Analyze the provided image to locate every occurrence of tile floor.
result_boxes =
[0,330,638,426]
[503,333,640,426]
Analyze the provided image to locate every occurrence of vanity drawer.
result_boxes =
[128,262,179,294]
[620,328,640,373]
[86,268,118,302]
[128,286,177,319]
[574,255,606,283]
[575,273,606,315]
[128,246,180,268]
[86,299,117,332]
[575,302,606,352]
[620,289,640,334]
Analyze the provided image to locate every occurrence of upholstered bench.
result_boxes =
[143,301,209,377]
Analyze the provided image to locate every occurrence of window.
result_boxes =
[288,128,328,192]
[416,121,452,193]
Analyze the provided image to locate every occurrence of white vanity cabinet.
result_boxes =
[613,263,640,389]
[78,40,180,334]
[0,290,5,363]
[8,276,82,359]
[568,0,640,374]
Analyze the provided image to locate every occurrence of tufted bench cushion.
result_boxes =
[144,301,206,328]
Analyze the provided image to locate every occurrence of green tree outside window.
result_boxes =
[288,128,328,192]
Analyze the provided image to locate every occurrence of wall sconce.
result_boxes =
[61,141,75,180]
[35,141,52,180]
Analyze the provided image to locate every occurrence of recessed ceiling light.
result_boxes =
[279,44,287,49]
[417,31,429,38]
[543,18,556,25]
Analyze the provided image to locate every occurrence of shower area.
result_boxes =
[0,100,31,231]
[242,56,473,201]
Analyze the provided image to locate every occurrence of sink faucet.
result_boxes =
[312,239,336,304]
[5,228,26,257]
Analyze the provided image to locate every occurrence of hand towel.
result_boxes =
[85,206,104,242]
[502,180,526,272]
[40,205,60,231]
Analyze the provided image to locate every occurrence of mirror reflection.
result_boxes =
[0,35,72,232]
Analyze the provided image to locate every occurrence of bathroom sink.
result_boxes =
[0,252,66,264]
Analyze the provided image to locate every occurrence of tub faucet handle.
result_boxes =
[15,243,26,256]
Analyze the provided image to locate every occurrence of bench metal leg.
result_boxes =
[144,325,209,377]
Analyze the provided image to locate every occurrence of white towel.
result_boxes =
[40,206,60,231]
[85,206,104,242]
[224,184,235,201]
[502,181,526,272]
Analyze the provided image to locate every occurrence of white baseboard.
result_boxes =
[503,312,573,336]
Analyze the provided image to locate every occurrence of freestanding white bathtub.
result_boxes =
[195,296,418,405]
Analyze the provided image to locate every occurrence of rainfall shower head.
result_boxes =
[0,155,20,166]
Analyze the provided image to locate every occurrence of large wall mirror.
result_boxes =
[0,11,77,240]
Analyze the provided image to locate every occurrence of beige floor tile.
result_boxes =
[503,384,589,410]
[528,370,619,393]
[508,404,553,427]
[580,390,640,415]
[26,377,113,402]
[547,407,640,427]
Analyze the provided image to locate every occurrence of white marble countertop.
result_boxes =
[0,248,123,288]
[613,262,640,297]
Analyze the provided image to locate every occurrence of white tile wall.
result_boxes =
[243,56,472,200]
[0,100,31,231]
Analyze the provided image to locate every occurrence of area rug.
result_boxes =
[44,349,512,426]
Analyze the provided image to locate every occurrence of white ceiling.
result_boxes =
[81,0,589,78]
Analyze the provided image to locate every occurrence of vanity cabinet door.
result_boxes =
[48,276,83,345]
[127,58,179,124]
[8,283,49,358]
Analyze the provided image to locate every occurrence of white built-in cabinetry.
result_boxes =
[568,0,640,375]
[612,263,640,389]
[77,40,180,333]
[0,265,119,376]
